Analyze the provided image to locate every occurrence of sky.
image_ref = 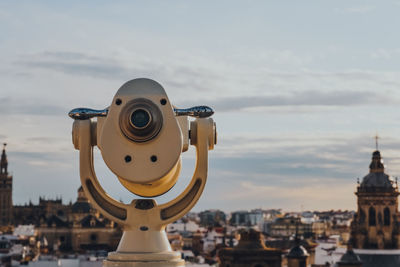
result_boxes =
[1,1,400,212]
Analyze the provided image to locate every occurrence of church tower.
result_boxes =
[0,143,13,225]
[350,149,400,249]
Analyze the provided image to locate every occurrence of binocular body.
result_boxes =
[71,78,216,267]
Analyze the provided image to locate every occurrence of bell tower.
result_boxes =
[0,143,13,226]
[351,149,400,249]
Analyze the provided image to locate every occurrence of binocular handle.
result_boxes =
[69,108,109,120]
[174,106,214,118]
[69,105,214,120]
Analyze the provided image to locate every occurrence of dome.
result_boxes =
[337,249,362,264]
[360,150,395,189]
[361,172,394,188]
[72,201,91,213]
[72,186,91,213]
[287,245,308,258]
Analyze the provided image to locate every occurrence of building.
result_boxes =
[349,149,400,267]
[0,144,12,226]
[218,229,282,267]
[13,186,121,252]
[267,217,313,238]
[350,150,400,249]
[0,144,121,252]
[230,210,264,226]
[13,197,71,226]
[199,210,226,227]
[258,209,282,233]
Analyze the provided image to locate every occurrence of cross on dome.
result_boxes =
[374,134,379,151]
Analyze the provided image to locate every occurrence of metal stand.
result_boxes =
[73,118,215,267]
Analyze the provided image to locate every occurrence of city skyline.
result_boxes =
[1,1,400,211]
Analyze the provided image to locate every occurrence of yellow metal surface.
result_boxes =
[97,79,183,184]
[117,159,181,197]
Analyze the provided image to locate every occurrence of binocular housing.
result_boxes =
[71,78,215,198]
[70,78,216,266]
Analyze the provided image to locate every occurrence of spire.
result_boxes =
[287,217,309,262]
[1,143,8,175]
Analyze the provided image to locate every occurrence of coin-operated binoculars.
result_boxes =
[69,78,216,267]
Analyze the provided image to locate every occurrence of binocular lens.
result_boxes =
[119,98,163,142]
[130,109,151,129]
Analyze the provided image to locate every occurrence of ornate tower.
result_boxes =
[0,143,13,225]
[351,150,400,249]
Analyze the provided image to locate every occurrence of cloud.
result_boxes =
[9,131,397,211]
[337,6,375,14]
[221,179,356,211]
[210,133,400,186]
[13,51,400,107]
[18,51,132,80]
[10,150,74,170]
[0,97,66,116]
[370,48,400,60]
[15,51,220,94]
[198,133,400,211]
[183,89,397,112]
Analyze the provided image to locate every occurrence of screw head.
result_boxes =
[125,155,132,163]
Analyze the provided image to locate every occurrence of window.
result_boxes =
[90,234,97,242]
[369,207,376,226]
[384,207,391,226]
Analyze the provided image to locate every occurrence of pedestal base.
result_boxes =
[103,251,185,267]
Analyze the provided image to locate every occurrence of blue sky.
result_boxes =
[1,1,400,211]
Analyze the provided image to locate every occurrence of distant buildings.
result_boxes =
[13,187,121,252]
[219,229,282,267]
[198,210,226,227]
[230,209,263,226]
[267,217,313,238]
[230,209,282,230]
[0,145,121,252]
[6,143,400,266]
